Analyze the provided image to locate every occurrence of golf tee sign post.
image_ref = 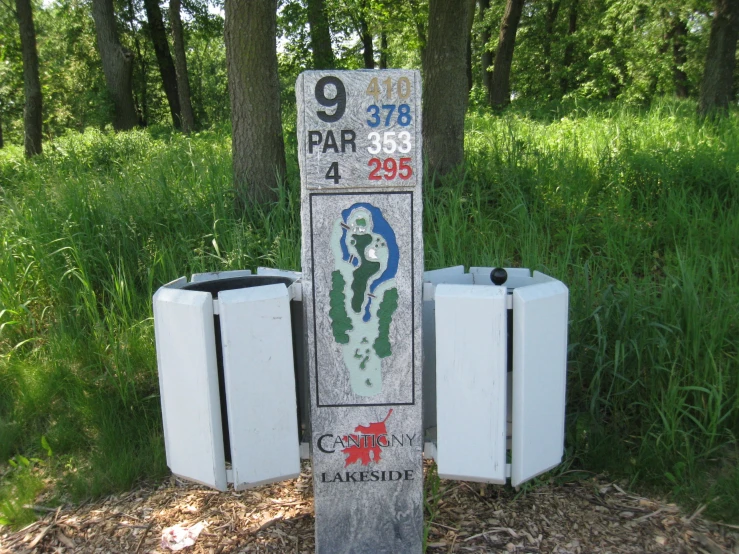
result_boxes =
[297,70,424,553]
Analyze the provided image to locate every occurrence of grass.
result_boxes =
[1,98,738,527]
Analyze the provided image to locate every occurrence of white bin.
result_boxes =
[423,267,568,486]
[153,269,303,490]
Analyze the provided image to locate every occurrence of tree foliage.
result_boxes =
[0,3,24,145]
[1,0,228,143]
[472,0,717,105]
[0,0,736,147]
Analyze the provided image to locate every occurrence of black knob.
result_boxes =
[490,267,508,286]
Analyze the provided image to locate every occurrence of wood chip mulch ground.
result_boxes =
[1,462,737,553]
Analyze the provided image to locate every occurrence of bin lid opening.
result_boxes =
[182,275,297,298]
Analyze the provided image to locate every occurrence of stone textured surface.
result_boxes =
[298,69,424,554]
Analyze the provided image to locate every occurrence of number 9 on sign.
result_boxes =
[315,76,346,122]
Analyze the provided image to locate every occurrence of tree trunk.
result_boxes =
[91,0,139,130]
[465,0,476,92]
[170,0,195,133]
[423,0,471,178]
[543,0,561,91]
[489,0,525,108]
[360,11,374,68]
[560,0,578,94]
[307,0,334,69]
[379,31,388,68]
[124,0,147,125]
[225,0,286,206]
[143,0,181,128]
[671,16,689,98]
[15,0,42,157]
[137,43,149,126]
[699,0,739,114]
[480,0,492,95]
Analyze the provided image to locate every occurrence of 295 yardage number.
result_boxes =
[369,157,413,181]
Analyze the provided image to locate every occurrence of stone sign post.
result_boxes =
[297,69,424,553]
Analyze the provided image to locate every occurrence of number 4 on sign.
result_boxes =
[366,78,381,102]
[325,162,341,184]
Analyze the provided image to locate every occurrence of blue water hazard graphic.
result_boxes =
[339,203,399,322]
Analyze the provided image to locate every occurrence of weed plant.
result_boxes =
[0,99,737,526]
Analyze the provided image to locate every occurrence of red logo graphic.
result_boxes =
[342,409,393,467]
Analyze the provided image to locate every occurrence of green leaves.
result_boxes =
[475,0,714,105]
[40,436,52,458]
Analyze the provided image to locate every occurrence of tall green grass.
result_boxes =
[0,99,737,525]
[0,126,301,518]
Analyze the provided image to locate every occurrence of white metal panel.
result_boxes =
[190,269,252,283]
[435,284,508,483]
[153,287,227,490]
[288,281,303,302]
[531,270,556,285]
[423,266,472,434]
[218,284,301,489]
[422,282,435,301]
[162,276,187,289]
[300,442,311,460]
[511,281,568,486]
[257,267,302,279]
[424,265,474,285]
[422,267,474,434]
[424,442,437,460]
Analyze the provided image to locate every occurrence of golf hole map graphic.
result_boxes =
[311,192,414,407]
[330,204,398,398]
[298,69,424,554]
